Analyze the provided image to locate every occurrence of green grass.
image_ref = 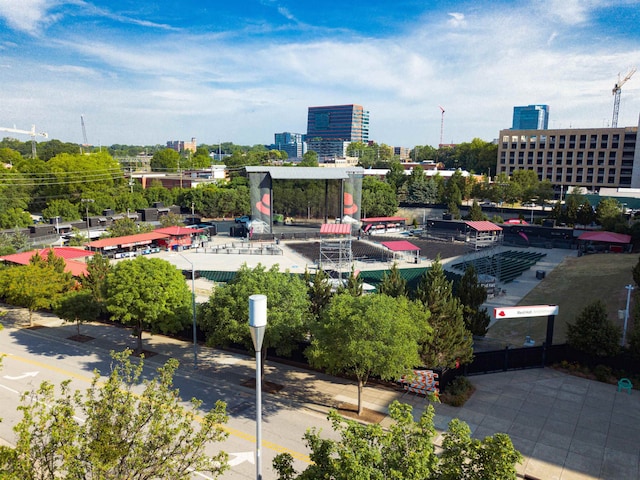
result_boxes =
[488,254,636,346]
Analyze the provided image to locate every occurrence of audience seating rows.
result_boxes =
[451,250,547,283]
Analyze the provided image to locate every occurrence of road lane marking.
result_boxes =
[4,352,312,464]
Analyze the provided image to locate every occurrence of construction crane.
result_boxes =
[0,124,48,159]
[438,106,445,147]
[611,67,636,128]
[80,115,90,154]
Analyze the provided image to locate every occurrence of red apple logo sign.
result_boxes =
[256,193,270,216]
[343,192,358,215]
[497,310,506,317]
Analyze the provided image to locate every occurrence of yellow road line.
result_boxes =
[4,352,311,464]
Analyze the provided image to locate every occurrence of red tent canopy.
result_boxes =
[381,240,420,252]
[578,231,631,244]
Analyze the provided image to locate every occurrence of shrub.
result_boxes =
[594,364,613,383]
[441,376,475,407]
[567,300,621,357]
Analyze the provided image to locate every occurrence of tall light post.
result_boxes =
[249,294,267,480]
[622,284,635,346]
[81,198,94,242]
[176,252,198,369]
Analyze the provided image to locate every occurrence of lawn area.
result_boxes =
[488,253,637,346]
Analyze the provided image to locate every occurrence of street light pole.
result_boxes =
[177,252,198,369]
[249,294,267,480]
[81,198,94,242]
[622,284,635,346]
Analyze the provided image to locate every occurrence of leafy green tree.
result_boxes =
[341,268,363,297]
[415,256,473,368]
[577,200,595,226]
[535,180,555,206]
[299,151,318,166]
[273,400,521,480]
[159,211,185,227]
[362,176,398,217]
[42,199,81,221]
[0,251,73,326]
[306,293,429,415]
[151,148,180,172]
[106,257,192,353]
[385,161,406,192]
[596,198,624,231]
[105,217,154,238]
[304,268,333,321]
[377,262,407,298]
[447,200,461,220]
[511,169,539,203]
[457,265,490,337]
[0,350,229,479]
[54,289,101,336]
[567,300,621,356]
[437,418,522,479]
[466,200,485,221]
[82,253,112,315]
[199,264,310,358]
[0,207,32,229]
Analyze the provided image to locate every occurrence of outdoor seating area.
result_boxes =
[451,250,547,283]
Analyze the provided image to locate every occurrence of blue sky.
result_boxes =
[0,0,639,149]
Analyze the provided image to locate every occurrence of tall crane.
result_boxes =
[80,115,90,153]
[611,67,636,128]
[0,124,48,159]
[438,106,445,147]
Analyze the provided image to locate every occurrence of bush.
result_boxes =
[441,376,475,407]
[567,300,621,357]
[594,364,613,383]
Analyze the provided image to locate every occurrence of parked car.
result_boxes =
[235,215,251,224]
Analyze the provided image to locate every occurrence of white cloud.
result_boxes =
[447,12,466,28]
[0,0,58,35]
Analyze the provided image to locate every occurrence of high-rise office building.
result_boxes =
[512,105,549,130]
[306,104,369,158]
[273,132,304,159]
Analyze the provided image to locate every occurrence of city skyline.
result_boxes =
[0,1,639,148]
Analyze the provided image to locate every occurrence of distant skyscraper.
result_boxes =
[306,104,369,158]
[273,132,304,159]
[512,105,549,130]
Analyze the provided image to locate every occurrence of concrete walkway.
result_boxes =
[4,309,639,480]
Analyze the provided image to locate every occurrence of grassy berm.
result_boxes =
[488,253,636,346]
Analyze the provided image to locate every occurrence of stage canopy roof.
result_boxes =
[578,231,631,244]
[465,220,503,232]
[381,240,420,252]
[245,166,363,180]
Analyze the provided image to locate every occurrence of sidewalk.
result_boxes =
[5,309,640,480]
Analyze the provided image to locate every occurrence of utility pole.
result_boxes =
[81,198,94,242]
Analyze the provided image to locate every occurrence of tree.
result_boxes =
[415,256,473,368]
[304,267,333,321]
[341,267,363,297]
[0,207,32,229]
[466,200,485,221]
[151,148,180,172]
[306,293,429,415]
[362,176,398,217]
[159,211,185,227]
[272,401,521,480]
[457,265,490,337]
[82,253,112,315]
[596,198,624,231]
[567,300,621,357]
[0,350,229,479]
[106,257,192,353]
[199,264,310,358]
[437,418,522,479]
[54,289,101,336]
[377,262,407,298]
[105,217,154,237]
[0,252,74,326]
[299,151,318,167]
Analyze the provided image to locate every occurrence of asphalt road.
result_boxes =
[0,322,335,479]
